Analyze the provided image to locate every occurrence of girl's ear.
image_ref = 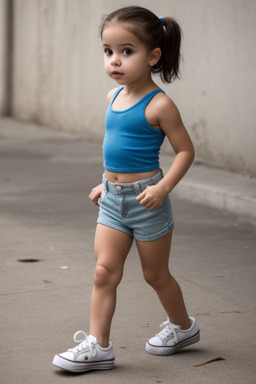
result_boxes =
[148,48,162,67]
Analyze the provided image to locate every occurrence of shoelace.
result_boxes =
[157,318,180,343]
[68,331,97,357]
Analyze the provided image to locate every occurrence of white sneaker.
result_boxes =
[146,317,200,356]
[52,331,115,372]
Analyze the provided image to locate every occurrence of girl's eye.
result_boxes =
[104,48,113,56]
[123,49,133,56]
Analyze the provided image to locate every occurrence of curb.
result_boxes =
[161,160,256,221]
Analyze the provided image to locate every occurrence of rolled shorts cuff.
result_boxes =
[134,222,174,241]
[97,218,134,238]
[97,218,174,242]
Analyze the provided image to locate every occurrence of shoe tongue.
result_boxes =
[87,335,98,344]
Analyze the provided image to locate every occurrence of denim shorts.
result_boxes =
[97,170,174,241]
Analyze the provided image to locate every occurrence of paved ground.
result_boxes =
[0,117,256,384]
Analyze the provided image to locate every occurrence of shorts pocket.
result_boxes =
[98,188,108,205]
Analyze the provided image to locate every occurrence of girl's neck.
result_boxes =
[112,79,160,111]
[122,78,158,97]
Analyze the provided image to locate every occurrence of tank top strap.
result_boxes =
[140,89,165,108]
[110,87,124,106]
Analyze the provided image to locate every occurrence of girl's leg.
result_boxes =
[136,231,190,330]
[90,224,133,347]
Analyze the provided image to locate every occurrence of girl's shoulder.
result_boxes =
[146,91,182,131]
[152,90,176,109]
[150,91,180,119]
[106,87,121,105]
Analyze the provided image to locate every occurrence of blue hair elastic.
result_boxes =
[159,17,165,26]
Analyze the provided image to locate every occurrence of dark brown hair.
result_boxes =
[100,6,182,83]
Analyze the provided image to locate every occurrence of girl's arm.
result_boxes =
[137,95,194,210]
[157,96,195,193]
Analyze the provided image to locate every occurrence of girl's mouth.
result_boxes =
[112,71,124,78]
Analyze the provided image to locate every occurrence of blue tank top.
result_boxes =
[103,87,165,173]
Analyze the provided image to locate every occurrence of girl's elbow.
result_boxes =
[186,147,195,168]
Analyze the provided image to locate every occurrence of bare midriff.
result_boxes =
[104,169,160,183]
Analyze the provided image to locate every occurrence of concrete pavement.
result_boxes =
[0,117,256,384]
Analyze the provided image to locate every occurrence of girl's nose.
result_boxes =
[111,54,121,66]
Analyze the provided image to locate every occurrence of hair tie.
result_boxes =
[159,17,165,26]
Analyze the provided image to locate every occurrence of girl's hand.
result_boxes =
[89,183,104,206]
[136,185,167,210]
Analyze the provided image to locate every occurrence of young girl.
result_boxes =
[53,6,200,373]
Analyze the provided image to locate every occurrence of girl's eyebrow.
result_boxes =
[103,43,136,47]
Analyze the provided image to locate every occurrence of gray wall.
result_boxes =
[1,0,256,176]
[0,0,8,114]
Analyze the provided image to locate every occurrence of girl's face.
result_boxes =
[102,23,153,86]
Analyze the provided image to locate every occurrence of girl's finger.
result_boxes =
[136,191,145,202]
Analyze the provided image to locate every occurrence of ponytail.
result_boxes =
[153,17,182,83]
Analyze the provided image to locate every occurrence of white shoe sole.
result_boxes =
[146,329,200,356]
[52,354,115,372]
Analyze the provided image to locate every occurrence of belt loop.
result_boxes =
[135,181,141,194]
[103,173,109,192]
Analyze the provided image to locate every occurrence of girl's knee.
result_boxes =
[94,263,122,288]
[143,270,170,290]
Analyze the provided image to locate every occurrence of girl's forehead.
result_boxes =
[102,22,140,46]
